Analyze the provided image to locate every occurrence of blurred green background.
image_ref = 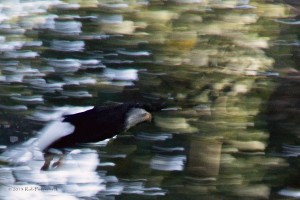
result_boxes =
[0,0,299,199]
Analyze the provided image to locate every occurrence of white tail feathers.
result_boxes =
[35,121,75,151]
[0,121,75,165]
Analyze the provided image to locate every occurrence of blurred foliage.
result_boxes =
[0,0,298,199]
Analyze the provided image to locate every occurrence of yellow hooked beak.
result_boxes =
[144,112,152,122]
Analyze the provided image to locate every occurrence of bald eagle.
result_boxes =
[2,102,162,170]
